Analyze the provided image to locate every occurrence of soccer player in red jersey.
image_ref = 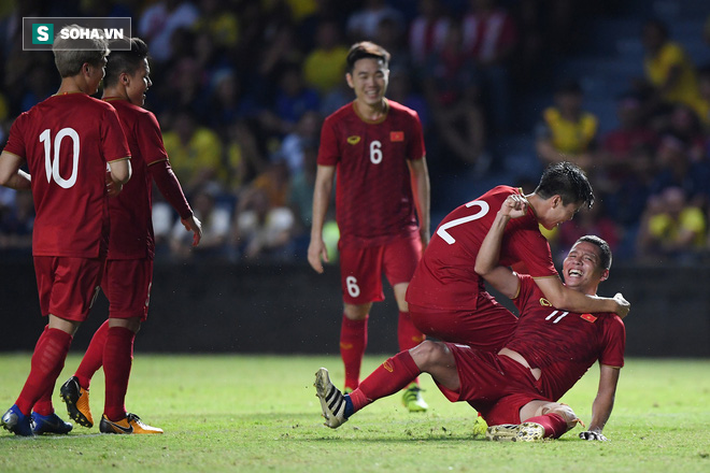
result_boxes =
[308,41,431,411]
[0,27,131,436]
[406,161,629,351]
[315,197,625,441]
[58,37,202,435]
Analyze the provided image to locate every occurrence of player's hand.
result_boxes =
[181,214,202,247]
[106,171,122,197]
[579,430,608,441]
[613,292,630,318]
[500,194,528,219]
[308,236,328,274]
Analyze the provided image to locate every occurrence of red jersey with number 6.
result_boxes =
[318,99,425,247]
[105,99,169,260]
[508,274,625,401]
[3,94,130,258]
[406,185,557,311]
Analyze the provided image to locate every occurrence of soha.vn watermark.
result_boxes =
[23,17,132,51]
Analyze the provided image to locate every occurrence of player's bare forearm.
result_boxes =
[586,364,620,434]
[409,158,431,247]
[474,200,524,299]
[308,165,335,273]
[109,157,132,185]
[0,151,31,189]
[4,170,31,190]
[535,278,630,317]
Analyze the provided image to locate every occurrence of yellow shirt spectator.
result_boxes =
[645,41,702,113]
[649,206,706,248]
[542,107,598,155]
[163,126,224,190]
[303,46,349,95]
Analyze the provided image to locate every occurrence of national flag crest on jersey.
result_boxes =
[580,313,597,323]
[390,131,404,142]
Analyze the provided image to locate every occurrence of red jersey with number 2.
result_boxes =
[3,94,130,258]
[407,185,557,311]
[318,99,425,247]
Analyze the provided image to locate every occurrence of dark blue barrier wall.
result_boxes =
[2,261,709,357]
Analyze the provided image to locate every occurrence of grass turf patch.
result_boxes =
[1,354,709,472]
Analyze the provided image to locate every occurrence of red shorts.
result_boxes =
[33,256,104,322]
[338,235,422,305]
[408,292,518,351]
[436,345,547,425]
[102,258,154,321]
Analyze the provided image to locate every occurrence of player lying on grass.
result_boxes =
[315,196,626,441]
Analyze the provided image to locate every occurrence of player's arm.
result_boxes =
[408,157,431,248]
[0,151,31,190]
[149,159,202,246]
[475,194,528,298]
[308,164,335,274]
[108,157,132,186]
[533,277,629,318]
[579,364,620,441]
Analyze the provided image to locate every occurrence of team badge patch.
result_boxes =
[539,298,552,307]
[390,131,404,142]
[580,313,597,323]
[347,135,361,145]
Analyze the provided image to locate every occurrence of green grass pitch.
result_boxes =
[1,354,709,472]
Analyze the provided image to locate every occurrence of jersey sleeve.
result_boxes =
[508,219,558,277]
[598,316,626,367]
[512,274,535,313]
[406,111,425,161]
[101,107,131,163]
[317,117,340,166]
[136,110,169,165]
[3,113,28,158]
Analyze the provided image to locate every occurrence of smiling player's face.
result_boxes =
[346,57,389,108]
[126,58,152,106]
[562,240,607,292]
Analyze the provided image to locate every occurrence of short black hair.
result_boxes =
[576,235,612,270]
[103,37,149,88]
[534,161,594,209]
[346,41,390,74]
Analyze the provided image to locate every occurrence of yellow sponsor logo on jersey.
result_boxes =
[347,135,361,145]
[383,360,394,372]
[539,298,552,307]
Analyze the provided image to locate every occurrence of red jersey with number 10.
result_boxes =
[105,99,169,260]
[508,274,625,401]
[406,185,557,311]
[318,99,425,247]
[3,94,130,258]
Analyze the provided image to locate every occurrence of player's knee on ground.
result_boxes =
[541,402,579,432]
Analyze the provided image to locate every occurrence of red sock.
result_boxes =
[340,314,367,391]
[16,328,72,415]
[525,413,569,439]
[349,350,421,413]
[397,311,425,385]
[75,320,110,390]
[102,326,135,421]
[33,389,54,416]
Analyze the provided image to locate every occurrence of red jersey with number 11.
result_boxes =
[407,185,557,311]
[318,99,425,247]
[3,94,130,258]
[509,274,625,401]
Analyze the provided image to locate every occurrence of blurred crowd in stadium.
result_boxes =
[1,0,710,266]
